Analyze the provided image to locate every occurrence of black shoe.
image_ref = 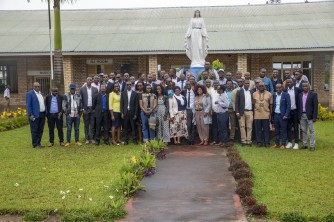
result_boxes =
[34,145,43,149]
[133,141,138,145]
[247,144,252,147]
[301,145,308,149]
[95,141,100,146]
[265,144,270,148]
[310,147,315,151]
[104,141,110,145]
[123,141,129,145]
[241,143,247,147]
[257,143,263,147]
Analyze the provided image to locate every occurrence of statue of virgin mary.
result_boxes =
[184,10,209,67]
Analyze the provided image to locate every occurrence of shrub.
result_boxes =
[241,196,257,206]
[280,212,308,222]
[322,213,334,222]
[0,116,28,132]
[61,212,95,222]
[232,167,252,180]
[247,204,267,216]
[23,211,47,221]
[236,183,252,198]
[228,160,250,172]
[318,104,334,121]
[237,178,254,187]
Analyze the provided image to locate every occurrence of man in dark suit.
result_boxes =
[146,73,157,93]
[26,82,46,148]
[92,85,110,145]
[80,77,99,144]
[294,70,306,89]
[235,80,254,146]
[45,86,64,147]
[284,78,302,149]
[298,82,318,151]
[121,81,138,145]
[272,84,291,149]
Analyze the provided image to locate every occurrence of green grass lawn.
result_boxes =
[0,123,141,219]
[237,121,334,220]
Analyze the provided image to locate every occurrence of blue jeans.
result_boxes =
[217,112,229,143]
[66,116,80,143]
[141,111,156,142]
[274,113,288,145]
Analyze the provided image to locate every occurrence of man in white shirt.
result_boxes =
[3,84,10,112]
[26,82,46,148]
[183,81,195,145]
[176,73,186,91]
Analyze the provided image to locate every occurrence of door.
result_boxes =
[34,77,50,96]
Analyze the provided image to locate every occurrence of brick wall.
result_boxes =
[148,55,157,73]
[329,53,334,110]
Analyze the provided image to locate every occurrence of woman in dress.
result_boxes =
[140,84,157,142]
[155,85,170,145]
[194,85,212,146]
[109,83,122,145]
[136,81,144,143]
[184,10,209,67]
[169,86,188,144]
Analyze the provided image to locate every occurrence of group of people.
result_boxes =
[26,63,318,151]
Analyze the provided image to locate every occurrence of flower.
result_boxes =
[66,190,70,193]
[61,195,66,200]
[79,188,83,191]
[88,197,92,201]
[130,156,137,164]
[104,185,109,188]
[77,195,81,199]
[14,183,19,187]
[60,190,66,195]
[109,195,114,199]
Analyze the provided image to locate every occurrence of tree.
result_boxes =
[28,0,76,93]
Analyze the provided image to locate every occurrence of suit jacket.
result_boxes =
[62,92,83,116]
[298,91,318,120]
[120,81,127,92]
[79,86,99,110]
[272,92,291,118]
[45,94,63,115]
[26,90,43,118]
[120,90,138,117]
[105,82,114,95]
[144,82,158,94]
[235,88,253,116]
[92,93,109,118]
[295,80,306,89]
[283,86,301,110]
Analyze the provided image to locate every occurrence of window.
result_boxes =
[0,63,18,93]
[272,58,312,87]
[324,55,330,91]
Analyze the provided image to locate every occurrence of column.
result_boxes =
[237,54,248,75]
[148,55,158,74]
[63,56,73,93]
[329,53,334,110]
[138,55,147,73]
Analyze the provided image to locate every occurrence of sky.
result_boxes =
[0,0,330,10]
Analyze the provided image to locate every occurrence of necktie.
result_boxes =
[181,81,184,90]
[187,91,190,109]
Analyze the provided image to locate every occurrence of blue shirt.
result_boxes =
[226,90,233,109]
[50,95,58,113]
[275,93,282,114]
[258,77,274,94]
[101,94,107,112]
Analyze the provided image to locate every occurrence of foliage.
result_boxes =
[235,184,252,198]
[237,178,254,188]
[145,139,167,160]
[241,196,256,207]
[0,107,26,119]
[317,104,334,121]
[212,59,224,70]
[0,116,28,132]
[232,167,252,180]
[247,204,268,216]
[236,121,334,220]
[322,213,334,222]
[280,212,308,222]
[23,211,47,221]
[228,160,249,172]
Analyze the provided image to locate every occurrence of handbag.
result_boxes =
[149,114,157,130]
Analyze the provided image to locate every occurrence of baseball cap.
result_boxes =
[69,83,76,89]
[218,69,225,73]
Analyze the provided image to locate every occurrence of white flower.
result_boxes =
[116,189,119,192]
[66,190,70,193]
[54,209,58,213]
[88,197,92,201]
[61,195,66,200]
[60,190,65,195]
[109,195,114,199]
[77,195,81,199]
[104,185,109,188]
[79,188,83,191]
[14,183,19,187]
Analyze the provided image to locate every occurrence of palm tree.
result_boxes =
[28,0,76,93]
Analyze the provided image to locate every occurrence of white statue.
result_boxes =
[185,10,209,67]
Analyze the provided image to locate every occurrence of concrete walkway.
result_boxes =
[121,145,246,222]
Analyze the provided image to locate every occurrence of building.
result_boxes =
[0,1,333,108]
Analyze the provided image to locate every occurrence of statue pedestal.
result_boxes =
[187,66,205,81]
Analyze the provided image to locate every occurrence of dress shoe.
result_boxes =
[280,145,286,150]
[271,144,279,149]
[34,145,44,149]
[48,143,54,147]
[123,141,129,145]
[75,142,82,146]
[310,147,315,151]
[301,145,308,149]
[241,143,247,147]
[133,141,138,145]
[210,142,216,146]
[64,142,70,147]
[257,143,263,147]
[265,144,270,148]
[247,143,252,147]
[104,141,110,145]
[95,141,100,146]
[60,142,65,146]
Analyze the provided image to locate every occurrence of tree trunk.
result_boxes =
[53,0,64,93]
